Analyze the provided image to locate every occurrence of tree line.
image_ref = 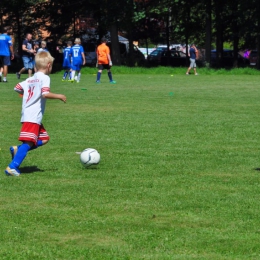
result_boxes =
[1,0,259,68]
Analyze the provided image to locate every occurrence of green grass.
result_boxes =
[1,68,260,259]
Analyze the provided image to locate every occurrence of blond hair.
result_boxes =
[41,41,47,46]
[35,51,54,70]
[74,38,81,44]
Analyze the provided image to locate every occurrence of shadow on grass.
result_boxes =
[20,166,44,174]
[254,168,260,171]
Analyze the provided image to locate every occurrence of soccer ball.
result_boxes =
[80,148,100,168]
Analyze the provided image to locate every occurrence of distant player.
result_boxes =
[62,41,72,81]
[69,38,86,83]
[186,43,198,76]
[96,37,116,84]
[0,26,14,82]
[16,33,35,79]
[5,51,66,176]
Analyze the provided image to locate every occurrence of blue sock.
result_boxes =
[108,71,113,81]
[10,143,31,169]
[63,71,68,79]
[30,140,43,151]
[97,72,101,81]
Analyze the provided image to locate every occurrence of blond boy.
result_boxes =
[69,38,86,83]
[5,52,66,176]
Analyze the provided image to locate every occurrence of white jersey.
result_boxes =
[14,71,50,124]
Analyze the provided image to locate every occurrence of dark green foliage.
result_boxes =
[1,0,259,68]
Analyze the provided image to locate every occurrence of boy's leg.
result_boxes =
[96,64,103,83]
[108,69,116,83]
[77,71,81,83]
[96,70,102,83]
[108,70,112,81]
[5,123,49,176]
[62,70,68,80]
[17,67,25,79]
[5,142,32,176]
[10,129,49,157]
[28,58,34,77]
[10,145,19,160]
[74,71,78,81]
[70,70,76,81]
[17,56,29,78]
[9,142,32,168]
[29,124,49,150]
[28,68,33,77]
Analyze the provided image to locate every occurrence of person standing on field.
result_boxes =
[96,37,116,84]
[16,33,35,79]
[186,43,198,76]
[69,38,86,83]
[62,41,72,81]
[5,51,66,176]
[0,26,14,83]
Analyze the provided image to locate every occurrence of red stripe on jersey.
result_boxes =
[15,83,23,91]
[42,87,50,93]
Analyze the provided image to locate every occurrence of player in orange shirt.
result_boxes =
[96,37,116,84]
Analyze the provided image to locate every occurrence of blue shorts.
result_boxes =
[71,59,84,71]
[71,64,82,71]
[63,59,71,70]
[0,55,11,66]
[22,56,34,70]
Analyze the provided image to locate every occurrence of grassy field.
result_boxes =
[0,67,260,259]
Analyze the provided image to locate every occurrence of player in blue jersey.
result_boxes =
[62,41,72,81]
[69,38,86,83]
[0,26,14,83]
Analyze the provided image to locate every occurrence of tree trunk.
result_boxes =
[205,0,212,67]
[15,11,22,56]
[109,23,121,65]
[232,0,239,68]
[257,0,260,70]
[127,0,135,66]
[215,0,223,67]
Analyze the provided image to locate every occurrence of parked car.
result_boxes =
[155,46,169,51]
[148,49,188,67]
[147,49,166,65]
[160,50,187,67]
[106,42,145,66]
[249,50,257,66]
[83,42,97,66]
[156,44,182,50]
[210,49,248,68]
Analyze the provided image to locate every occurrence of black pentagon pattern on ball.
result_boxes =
[80,148,100,168]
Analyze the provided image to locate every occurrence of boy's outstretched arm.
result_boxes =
[14,84,24,94]
[43,92,67,103]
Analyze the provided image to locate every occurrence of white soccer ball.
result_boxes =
[80,148,100,168]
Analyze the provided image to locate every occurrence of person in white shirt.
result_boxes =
[5,51,66,176]
[37,41,48,53]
